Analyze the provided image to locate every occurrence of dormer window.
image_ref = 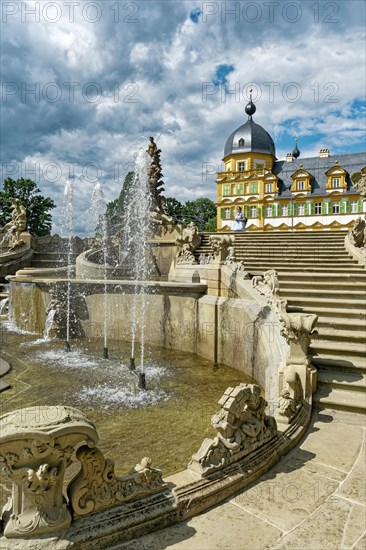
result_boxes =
[238,138,244,147]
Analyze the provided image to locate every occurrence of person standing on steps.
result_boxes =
[232,206,247,231]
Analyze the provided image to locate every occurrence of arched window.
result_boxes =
[238,138,244,147]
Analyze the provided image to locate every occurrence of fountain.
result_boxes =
[0,136,318,547]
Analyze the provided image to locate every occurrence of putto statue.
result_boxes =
[351,168,366,198]
[0,198,27,249]
[147,136,166,214]
[176,221,201,264]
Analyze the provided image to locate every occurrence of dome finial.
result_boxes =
[292,138,300,159]
[245,88,256,118]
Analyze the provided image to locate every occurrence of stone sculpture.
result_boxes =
[146,136,166,214]
[0,406,98,538]
[68,446,165,516]
[351,168,366,197]
[189,383,277,475]
[349,216,366,251]
[208,234,235,264]
[0,198,27,250]
[176,222,201,264]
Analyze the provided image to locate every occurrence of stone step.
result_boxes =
[283,289,366,300]
[280,280,366,291]
[317,370,366,391]
[245,264,365,273]
[236,258,358,267]
[315,316,366,330]
[287,297,365,309]
[312,355,366,371]
[278,272,366,282]
[314,386,366,414]
[310,339,366,358]
[288,305,366,320]
[313,328,366,344]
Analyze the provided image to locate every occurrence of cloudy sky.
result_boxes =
[1,0,365,234]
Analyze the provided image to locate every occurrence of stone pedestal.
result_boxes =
[0,406,98,538]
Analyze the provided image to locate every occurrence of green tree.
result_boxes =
[181,198,217,232]
[165,197,183,223]
[102,171,135,234]
[0,178,56,236]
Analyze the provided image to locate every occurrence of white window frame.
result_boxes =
[282,205,288,216]
[265,183,272,193]
[332,177,340,188]
[266,205,272,217]
[237,162,245,172]
[315,202,322,215]
[351,201,358,213]
[250,206,256,217]
[224,208,231,219]
[298,204,305,216]
[297,180,305,191]
[332,202,340,214]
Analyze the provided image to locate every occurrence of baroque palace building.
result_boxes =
[217,98,366,231]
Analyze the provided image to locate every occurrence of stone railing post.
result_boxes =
[0,406,98,538]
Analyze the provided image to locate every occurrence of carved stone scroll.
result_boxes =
[68,447,166,517]
[0,406,98,538]
[189,384,277,476]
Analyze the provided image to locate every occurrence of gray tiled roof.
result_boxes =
[273,152,366,198]
[224,118,276,158]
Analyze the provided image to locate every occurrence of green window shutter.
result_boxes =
[220,208,225,220]
[262,205,266,217]
[345,200,350,213]
[245,206,250,218]
[310,202,315,215]
[358,199,363,212]
[321,202,326,214]
[293,204,298,216]
[339,201,344,214]
[255,206,258,218]
[230,207,234,219]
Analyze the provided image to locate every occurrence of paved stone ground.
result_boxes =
[117,410,366,550]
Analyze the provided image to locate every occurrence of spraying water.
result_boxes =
[61,180,74,351]
[43,309,56,340]
[123,149,153,386]
[90,182,109,358]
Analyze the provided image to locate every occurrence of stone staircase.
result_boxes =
[197,230,366,414]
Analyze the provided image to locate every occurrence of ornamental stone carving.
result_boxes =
[68,446,165,517]
[349,216,366,251]
[189,384,277,476]
[251,269,318,366]
[0,406,98,538]
[351,168,366,197]
[0,198,27,250]
[176,222,201,264]
[208,234,235,264]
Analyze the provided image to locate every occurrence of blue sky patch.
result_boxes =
[213,64,235,87]
[190,8,202,23]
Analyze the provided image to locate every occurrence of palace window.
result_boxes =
[249,182,257,194]
[224,208,231,219]
[324,202,329,214]
[237,183,244,194]
[266,205,273,217]
[250,206,257,217]
[265,183,272,193]
[238,138,244,148]
[223,184,230,196]
[297,180,305,191]
[332,202,340,214]
[298,204,305,216]
[315,202,322,214]
[226,163,231,172]
[351,201,358,213]
[255,163,265,170]
[238,162,245,172]
[332,177,340,188]
[282,205,288,216]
